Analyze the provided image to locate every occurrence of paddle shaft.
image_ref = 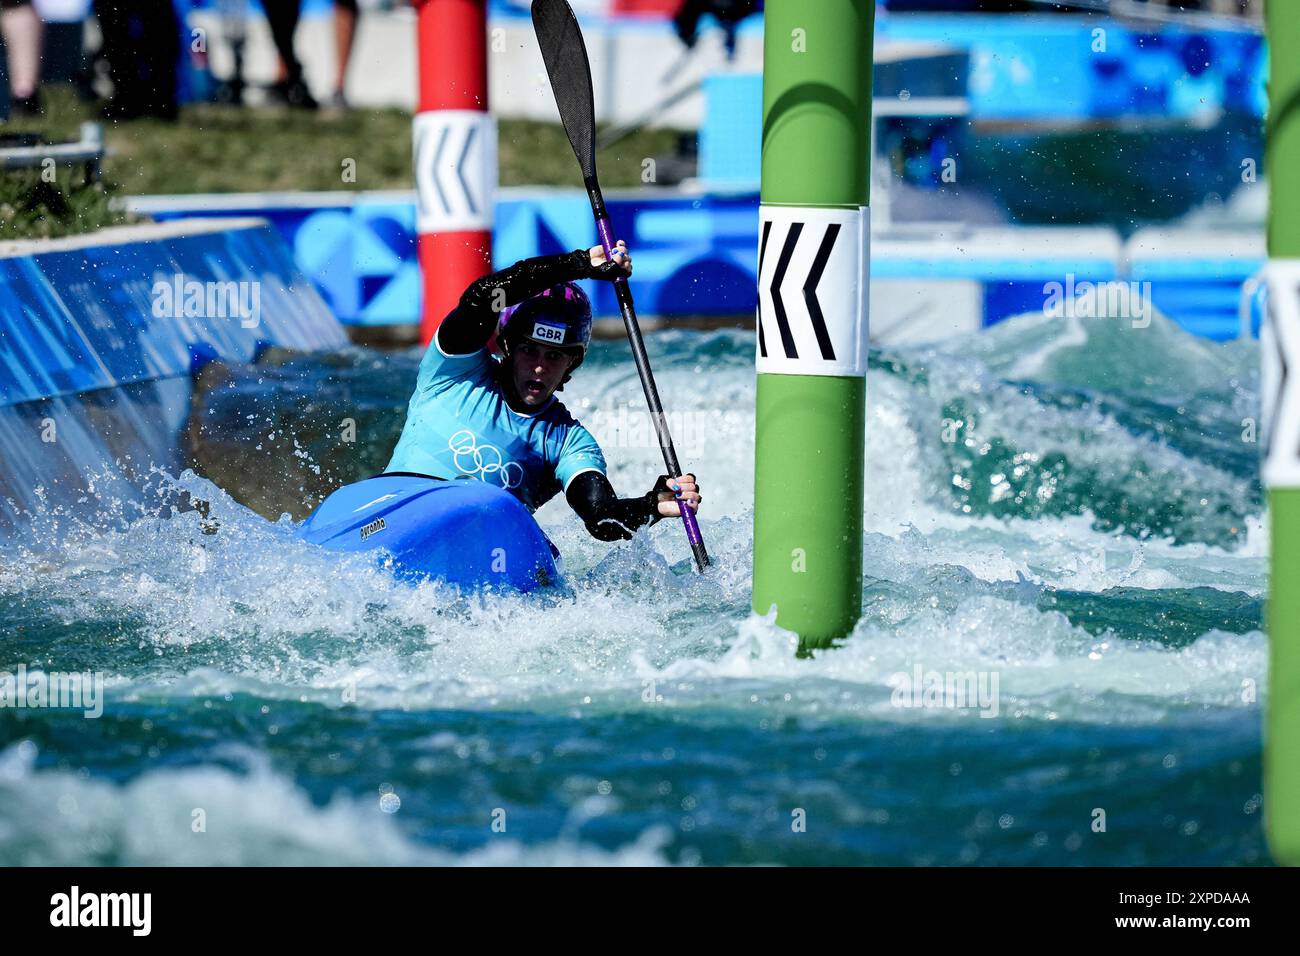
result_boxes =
[587,180,709,571]
[529,0,708,571]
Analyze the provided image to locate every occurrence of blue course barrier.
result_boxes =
[131,190,764,327]
[130,191,1262,342]
[874,15,1265,122]
[0,219,346,529]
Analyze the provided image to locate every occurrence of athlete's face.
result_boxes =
[509,339,579,406]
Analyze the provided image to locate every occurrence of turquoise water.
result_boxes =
[0,306,1269,865]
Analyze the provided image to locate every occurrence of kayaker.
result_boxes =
[384,242,702,541]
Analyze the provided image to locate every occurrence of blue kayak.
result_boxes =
[298,473,560,592]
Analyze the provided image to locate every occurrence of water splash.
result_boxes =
[0,312,1270,865]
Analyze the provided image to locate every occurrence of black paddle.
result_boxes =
[531,0,710,573]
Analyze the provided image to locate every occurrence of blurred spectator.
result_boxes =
[213,0,248,105]
[331,0,357,109]
[672,0,758,58]
[93,0,180,120]
[1,0,43,115]
[31,0,94,98]
[265,0,316,109]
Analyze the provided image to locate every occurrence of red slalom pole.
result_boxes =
[413,0,496,343]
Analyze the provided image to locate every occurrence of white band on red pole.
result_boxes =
[414,110,497,234]
[413,0,493,343]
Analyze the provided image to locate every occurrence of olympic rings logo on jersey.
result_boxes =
[448,429,525,489]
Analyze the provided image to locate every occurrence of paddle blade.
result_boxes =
[531,0,599,180]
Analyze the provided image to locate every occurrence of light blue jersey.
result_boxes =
[385,337,607,512]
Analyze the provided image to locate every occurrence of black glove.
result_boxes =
[587,258,630,282]
[643,475,679,522]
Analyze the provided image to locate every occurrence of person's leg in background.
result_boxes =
[266,0,292,87]
[92,0,138,118]
[264,0,316,109]
[93,0,180,121]
[138,0,179,120]
[1,0,44,115]
[331,0,357,109]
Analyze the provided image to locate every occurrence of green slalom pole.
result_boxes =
[1265,9,1300,866]
[753,0,873,648]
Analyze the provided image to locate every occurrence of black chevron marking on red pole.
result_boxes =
[431,125,450,215]
[803,223,840,361]
[770,223,802,359]
[757,220,772,358]
[416,130,430,218]
[457,126,478,215]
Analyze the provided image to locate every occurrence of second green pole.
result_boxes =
[1265,4,1300,867]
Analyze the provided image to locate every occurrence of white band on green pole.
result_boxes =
[756,205,869,378]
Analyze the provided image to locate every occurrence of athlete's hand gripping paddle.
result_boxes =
[531,0,710,573]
